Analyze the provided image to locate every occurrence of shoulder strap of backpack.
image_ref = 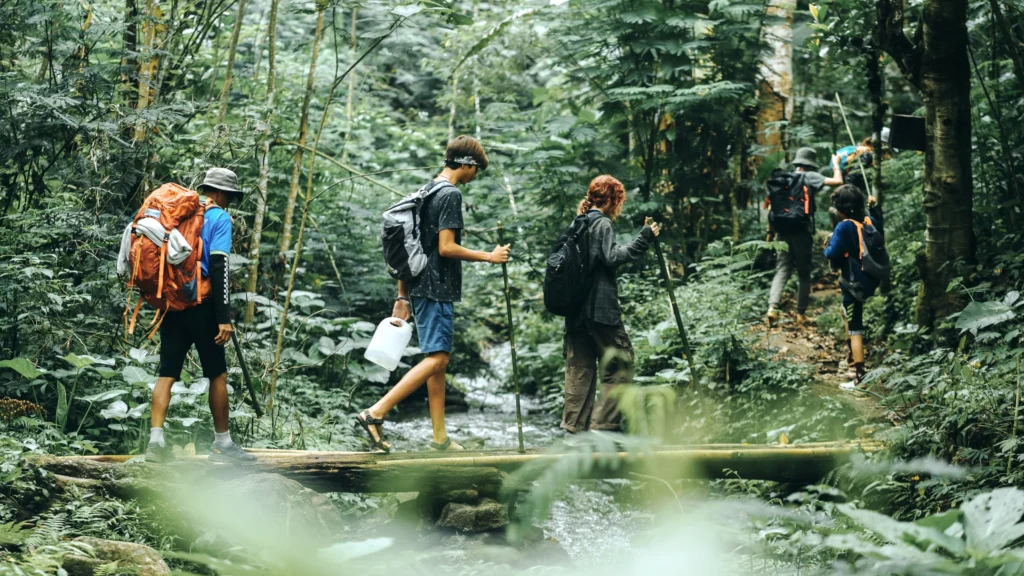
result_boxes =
[843,219,865,261]
[423,180,454,199]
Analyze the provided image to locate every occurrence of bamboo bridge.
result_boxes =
[35,441,881,495]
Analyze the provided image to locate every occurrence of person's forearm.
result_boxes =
[208,253,232,325]
[439,242,491,263]
[823,160,843,186]
[397,280,409,298]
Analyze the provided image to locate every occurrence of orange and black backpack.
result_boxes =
[765,170,811,235]
[123,183,212,338]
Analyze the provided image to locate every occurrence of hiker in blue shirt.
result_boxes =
[824,184,884,390]
[146,167,256,464]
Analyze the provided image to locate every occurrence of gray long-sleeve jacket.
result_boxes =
[568,210,655,328]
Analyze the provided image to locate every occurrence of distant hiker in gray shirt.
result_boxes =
[562,175,659,434]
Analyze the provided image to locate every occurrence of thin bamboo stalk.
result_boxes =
[216,0,247,125]
[245,0,279,324]
[498,221,525,454]
[651,234,698,388]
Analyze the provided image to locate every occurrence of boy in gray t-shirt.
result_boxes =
[766,147,843,326]
[356,136,510,453]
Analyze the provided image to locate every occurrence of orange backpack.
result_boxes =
[124,183,212,338]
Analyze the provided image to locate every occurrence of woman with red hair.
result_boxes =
[562,175,660,434]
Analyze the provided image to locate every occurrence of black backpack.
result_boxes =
[839,216,891,302]
[543,214,597,317]
[766,170,811,235]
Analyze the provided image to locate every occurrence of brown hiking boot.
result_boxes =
[766,308,780,327]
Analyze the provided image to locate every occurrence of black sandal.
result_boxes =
[355,410,391,453]
[429,437,464,451]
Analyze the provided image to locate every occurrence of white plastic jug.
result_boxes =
[364,317,413,371]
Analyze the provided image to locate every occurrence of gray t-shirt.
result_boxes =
[409,180,464,302]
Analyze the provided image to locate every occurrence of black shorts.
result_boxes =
[158,301,227,379]
[841,289,865,336]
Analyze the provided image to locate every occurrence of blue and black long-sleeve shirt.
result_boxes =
[824,206,884,294]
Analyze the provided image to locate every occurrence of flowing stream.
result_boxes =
[385,344,646,564]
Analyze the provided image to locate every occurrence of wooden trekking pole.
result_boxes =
[230,331,264,418]
[834,93,875,198]
[497,221,525,454]
[649,219,699,388]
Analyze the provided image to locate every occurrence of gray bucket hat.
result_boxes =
[792,147,819,170]
[199,167,244,197]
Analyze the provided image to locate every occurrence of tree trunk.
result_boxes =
[280,7,326,256]
[134,0,160,143]
[990,0,1024,96]
[867,48,886,207]
[34,441,880,493]
[915,0,974,329]
[216,0,248,125]
[448,74,458,143]
[341,6,357,164]
[875,0,974,332]
[121,0,138,137]
[754,0,795,164]
[245,0,279,324]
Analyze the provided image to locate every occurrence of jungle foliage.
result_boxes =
[1,0,1024,572]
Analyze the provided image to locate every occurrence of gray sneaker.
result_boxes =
[145,442,174,464]
[208,441,257,464]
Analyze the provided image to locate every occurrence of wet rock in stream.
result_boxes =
[437,498,510,532]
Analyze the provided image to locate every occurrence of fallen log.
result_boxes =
[32,442,880,494]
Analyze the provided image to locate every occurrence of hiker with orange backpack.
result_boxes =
[765,147,843,326]
[824,184,889,390]
[119,168,255,463]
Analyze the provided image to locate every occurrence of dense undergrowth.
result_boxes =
[3,0,1024,572]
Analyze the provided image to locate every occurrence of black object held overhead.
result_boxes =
[231,331,264,418]
[651,228,699,388]
[497,221,526,454]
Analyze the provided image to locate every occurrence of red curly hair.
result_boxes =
[578,175,626,219]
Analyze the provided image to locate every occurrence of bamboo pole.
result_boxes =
[33,441,884,492]
[497,222,525,454]
[245,0,279,324]
[267,18,403,415]
[650,227,698,388]
[215,0,247,125]
[280,6,327,256]
[834,93,874,198]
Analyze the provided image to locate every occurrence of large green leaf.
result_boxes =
[956,297,1017,334]
[962,487,1024,553]
[453,7,544,72]
[80,389,129,403]
[0,357,43,379]
[63,353,95,370]
[122,366,155,385]
[837,504,965,556]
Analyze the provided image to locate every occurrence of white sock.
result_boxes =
[149,427,165,446]
[214,431,232,447]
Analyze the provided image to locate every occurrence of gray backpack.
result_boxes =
[381,180,451,281]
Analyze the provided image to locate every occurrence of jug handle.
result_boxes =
[389,318,406,328]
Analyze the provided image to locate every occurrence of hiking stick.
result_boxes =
[497,221,525,454]
[650,226,699,388]
[231,331,264,418]
[834,93,875,198]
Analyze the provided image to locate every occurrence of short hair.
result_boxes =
[831,184,867,221]
[445,135,488,171]
[578,175,626,219]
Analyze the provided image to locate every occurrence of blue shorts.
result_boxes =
[412,298,454,355]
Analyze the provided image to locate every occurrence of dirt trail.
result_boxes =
[754,281,885,424]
